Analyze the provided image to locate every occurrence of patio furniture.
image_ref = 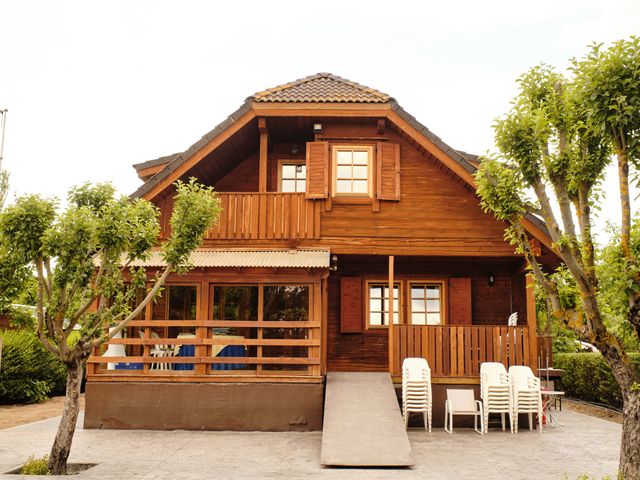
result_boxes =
[444,389,484,434]
[140,331,175,371]
[507,312,518,326]
[509,365,543,433]
[401,357,432,432]
[174,333,196,371]
[541,390,565,427]
[480,362,512,433]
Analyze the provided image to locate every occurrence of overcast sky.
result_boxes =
[0,0,638,241]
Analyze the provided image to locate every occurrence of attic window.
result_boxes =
[333,146,372,196]
[279,160,306,193]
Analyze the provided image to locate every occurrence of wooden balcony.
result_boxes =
[205,193,321,241]
[391,325,533,379]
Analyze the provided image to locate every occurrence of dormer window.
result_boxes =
[333,146,372,196]
[279,160,306,193]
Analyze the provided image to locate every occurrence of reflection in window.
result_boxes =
[368,283,400,326]
[335,148,370,195]
[168,286,197,320]
[213,286,258,320]
[280,163,306,193]
[410,284,442,325]
[263,286,309,321]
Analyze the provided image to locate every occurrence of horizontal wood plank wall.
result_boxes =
[205,193,321,240]
[392,325,531,377]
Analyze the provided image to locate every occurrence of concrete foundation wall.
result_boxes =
[84,382,324,431]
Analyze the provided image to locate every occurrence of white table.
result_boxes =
[541,390,565,428]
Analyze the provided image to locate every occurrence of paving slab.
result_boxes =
[320,372,414,467]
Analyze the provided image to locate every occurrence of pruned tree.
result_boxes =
[475,38,640,478]
[0,179,220,474]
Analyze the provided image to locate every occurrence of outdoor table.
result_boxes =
[213,345,246,370]
[174,333,196,371]
[541,390,565,428]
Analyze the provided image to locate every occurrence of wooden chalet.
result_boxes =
[84,73,558,431]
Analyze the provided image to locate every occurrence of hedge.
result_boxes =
[0,329,67,403]
[555,352,640,409]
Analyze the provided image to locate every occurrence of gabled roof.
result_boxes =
[252,72,391,104]
[132,153,180,173]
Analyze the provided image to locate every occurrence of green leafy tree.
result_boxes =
[476,38,640,478]
[0,179,219,475]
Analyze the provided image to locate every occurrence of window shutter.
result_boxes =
[340,277,363,333]
[376,142,401,201]
[449,277,472,325]
[305,141,329,199]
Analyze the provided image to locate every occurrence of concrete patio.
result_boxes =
[0,409,620,479]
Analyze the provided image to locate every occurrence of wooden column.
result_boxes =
[258,117,268,193]
[388,255,395,375]
[525,274,538,370]
[195,280,209,375]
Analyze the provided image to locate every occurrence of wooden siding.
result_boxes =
[392,325,532,378]
[205,192,321,241]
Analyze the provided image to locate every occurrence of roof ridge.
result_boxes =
[251,72,390,102]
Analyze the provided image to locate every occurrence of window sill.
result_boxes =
[331,197,372,205]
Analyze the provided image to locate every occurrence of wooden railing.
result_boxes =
[87,319,321,380]
[392,325,532,377]
[206,193,321,241]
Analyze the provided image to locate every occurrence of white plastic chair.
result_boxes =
[444,389,484,434]
[509,365,542,433]
[402,358,432,432]
[140,331,173,370]
[507,312,518,326]
[480,362,512,433]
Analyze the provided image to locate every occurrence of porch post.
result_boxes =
[525,274,538,370]
[388,255,395,375]
[258,117,268,192]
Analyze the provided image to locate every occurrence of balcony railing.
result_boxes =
[87,319,321,381]
[391,325,532,377]
[205,193,321,241]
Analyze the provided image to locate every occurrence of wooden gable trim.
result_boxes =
[385,109,556,253]
[140,109,256,201]
[251,102,391,117]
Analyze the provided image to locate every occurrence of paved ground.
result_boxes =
[0,409,620,479]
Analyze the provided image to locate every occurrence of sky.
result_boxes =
[0,0,638,241]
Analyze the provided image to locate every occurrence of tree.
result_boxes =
[475,38,640,478]
[0,179,220,474]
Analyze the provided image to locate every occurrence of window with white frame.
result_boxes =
[367,282,401,327]
[409,283,443,325]
[333,146,371,196]
[279,161,306,193]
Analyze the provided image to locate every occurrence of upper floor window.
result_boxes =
[333,146,372,196]
[279,161,306,193]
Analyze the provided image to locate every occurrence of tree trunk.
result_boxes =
[620,390,640,479]
[48,359,83,475]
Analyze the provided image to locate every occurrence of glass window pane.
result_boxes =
[352,180,368,193]
[426,286,440,299]
[393,313,400,324]
[337,165,352,179]
[427,313,441,325]
[353,165,368,179]
[263,327,309,340]
[427,299,440,312]
[412,312,426,325]
[369,312,382,325]
[337,150,352,164]
[282,165,296,178]
[281,180,296,192]
[370,298,381,312]
[412,299,426,312]
[263,286,309,321]
[168,286,197,320]
[336,180,352,193]
[296,180,306,192]
[212,286,258,320]
[299,165,306,176]
[353,151,368,164]
[369,286,382,298]
[411,286,424,299]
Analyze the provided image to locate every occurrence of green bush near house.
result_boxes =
[555,352,640,409]
[0,329,67,403]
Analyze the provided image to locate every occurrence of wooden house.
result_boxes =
[84,73,557,431]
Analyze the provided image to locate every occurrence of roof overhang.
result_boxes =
[124,249,331,269]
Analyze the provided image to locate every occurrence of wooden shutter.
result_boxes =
[376,142,401,201]
[449,277,472,325]
[340,277,363,333]
[305,141,329,199]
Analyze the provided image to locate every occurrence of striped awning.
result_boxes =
[125,249,330,269]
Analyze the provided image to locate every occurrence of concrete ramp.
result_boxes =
[321,372,414,467]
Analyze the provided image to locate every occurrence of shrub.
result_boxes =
[20,454,50,475]
[555,352,640,409]
[0,329,67,403]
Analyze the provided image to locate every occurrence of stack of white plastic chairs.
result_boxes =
[509,365,542,433]
[402,358,432,432]
[480,362,512,433]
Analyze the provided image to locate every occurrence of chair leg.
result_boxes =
[484,410,489,434]
[528,412,533,431]
[501,412,505,431]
